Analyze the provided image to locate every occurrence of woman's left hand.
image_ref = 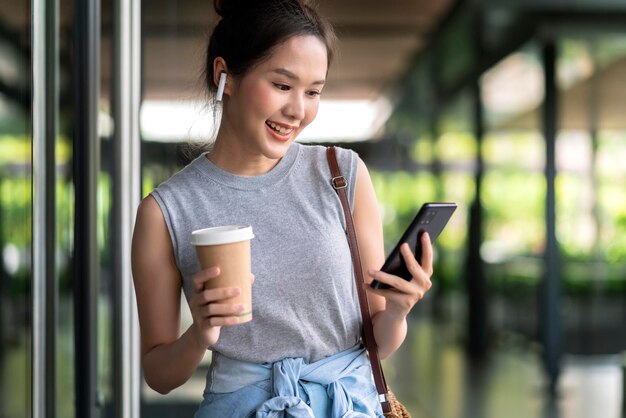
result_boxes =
[367,232,434,319]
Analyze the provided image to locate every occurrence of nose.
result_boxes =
[283,92,306,121]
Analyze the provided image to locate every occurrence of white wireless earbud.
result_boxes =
[216,72,227,101]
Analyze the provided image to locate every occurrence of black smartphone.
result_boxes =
[370,202,457,290]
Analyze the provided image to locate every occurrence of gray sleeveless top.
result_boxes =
[151,143,362,363]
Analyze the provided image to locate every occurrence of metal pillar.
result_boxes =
[466,78,488,359]
[113,0,142,416]
[32,0,58,416]
[74,0,101,415]
[540,40,562,397]
[44,0,59,415]
[466,6,488,359]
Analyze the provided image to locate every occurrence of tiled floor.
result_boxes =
[385,320,624,418]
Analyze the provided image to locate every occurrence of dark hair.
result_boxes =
[205,0,337,98]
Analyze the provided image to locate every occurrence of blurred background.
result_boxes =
[1,0,625,417]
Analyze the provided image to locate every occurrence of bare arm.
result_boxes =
[131,196,245,394]
[352,158,433,359]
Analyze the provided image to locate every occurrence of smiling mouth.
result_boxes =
[265,120,296,135]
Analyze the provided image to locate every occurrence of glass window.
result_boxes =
[0,3,32,417]
[55,2,76,416]
[97,1,115,415]
[480,43,545,336]
[435,91,477,290]
[436,12,475,89]
[556,36,626,268]
[556,35,626,353]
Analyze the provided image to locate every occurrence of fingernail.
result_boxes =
[368,269,376,276]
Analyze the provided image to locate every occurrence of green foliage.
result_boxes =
[2,332,30,417]
[371,171,435,251]
[482,170,545,256]
[0,175,32,248]
[437,132,478,162]
[0,135,31,165]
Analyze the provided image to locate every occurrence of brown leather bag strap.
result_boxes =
[326,147,391,414]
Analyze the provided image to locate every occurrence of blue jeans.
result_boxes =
[194,345,384,417]
[195,380,332,417]
[299,381,332,417]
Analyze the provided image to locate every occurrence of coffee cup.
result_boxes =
[191,225,254,324]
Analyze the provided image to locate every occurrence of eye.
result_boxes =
[307,90,321,98]
[273,83,290,91]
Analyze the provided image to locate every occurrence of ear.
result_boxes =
[213,57,231,98]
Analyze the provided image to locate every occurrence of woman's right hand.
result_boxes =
[189,266,250,348]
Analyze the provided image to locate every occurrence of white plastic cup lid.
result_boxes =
[191,225,254,246]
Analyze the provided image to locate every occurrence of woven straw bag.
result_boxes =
[385,388,411,418]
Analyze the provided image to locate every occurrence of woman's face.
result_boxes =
[222,35,328,162]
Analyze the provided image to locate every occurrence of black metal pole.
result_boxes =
[467,76,488,359]
[466,7,488,360]
[73,0,100,415]
[44,0,58,416]
[541,40,562,398]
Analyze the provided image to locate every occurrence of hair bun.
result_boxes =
[213,0,241,19]
[214,0,313,19]
[214,0,268,19]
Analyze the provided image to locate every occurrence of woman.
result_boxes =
[131,0,434,416]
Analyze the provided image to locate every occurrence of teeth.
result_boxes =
[267,121,293,135]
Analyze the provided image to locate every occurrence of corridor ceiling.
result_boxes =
[140,0,455,101]
[499,55,626,131]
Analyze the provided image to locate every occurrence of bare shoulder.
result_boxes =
[132,195,177,275]
[356,156,370,177]
[135,194,163,224]
[133,196,167,250]
[354,157,377,208]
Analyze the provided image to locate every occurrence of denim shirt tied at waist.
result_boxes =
[203,344,384,417]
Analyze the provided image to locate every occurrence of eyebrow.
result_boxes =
[272,68,326,86]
